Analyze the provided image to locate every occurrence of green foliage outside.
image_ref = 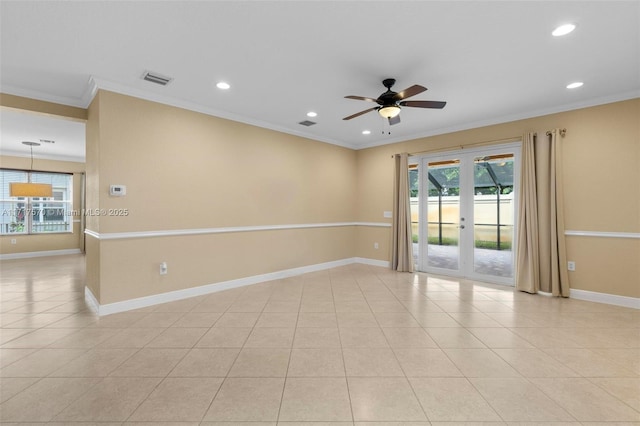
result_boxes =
[10,222,24,232]
[409,169,419,197]
[474,240,512,250]
[412,234,512,251]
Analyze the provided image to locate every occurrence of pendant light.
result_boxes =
[9,142,53,198]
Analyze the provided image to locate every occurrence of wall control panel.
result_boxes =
[109,185,126,196]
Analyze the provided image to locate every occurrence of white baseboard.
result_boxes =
[353,257,391,268]
[84,286,100,315]
[0,248,82,260]
[84,256,639,316]
[570,288,640,309]
[87,257,387,316]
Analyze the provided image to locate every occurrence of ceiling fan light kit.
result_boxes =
[343,78,446,126]
[378,105,401,118]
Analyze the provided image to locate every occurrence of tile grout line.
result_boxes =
[275,279,302,424]
[332,268,357,424]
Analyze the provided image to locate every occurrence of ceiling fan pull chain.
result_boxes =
[381,119,391,135]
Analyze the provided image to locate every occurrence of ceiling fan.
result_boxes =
[343,78,446,125]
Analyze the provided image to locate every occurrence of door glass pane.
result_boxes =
[409,164,419,269]
[473,154,514,277]
[426,160,460,270]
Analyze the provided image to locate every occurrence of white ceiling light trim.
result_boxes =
[216,81,231,90]
[566,81,584,89]
[552,23,576,36]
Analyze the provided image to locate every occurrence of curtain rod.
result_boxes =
[546,128,567,137]
[391,135,524,158]
[392,128,568,158]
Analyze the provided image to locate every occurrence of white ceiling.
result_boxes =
[1,1,639,162]
[0,109,86,162]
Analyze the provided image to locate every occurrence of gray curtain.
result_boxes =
[391,153,414,272]
[516,130,570,296]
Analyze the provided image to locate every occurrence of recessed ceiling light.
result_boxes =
[306,111,317,118]
[566,81,584,89]
[216,82,231,90]
[552,23,576,37]
[362,130,371,135]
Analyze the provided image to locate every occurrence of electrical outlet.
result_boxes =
[159,262,168,275]
[567,261,576,271]
[10,239,17,245]
[374,242,379,249]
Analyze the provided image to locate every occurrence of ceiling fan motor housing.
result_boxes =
[382,78,396,89]
[380,78,399,106]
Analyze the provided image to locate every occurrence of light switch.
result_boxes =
[383,211,392,218]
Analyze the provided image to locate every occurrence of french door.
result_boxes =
[415,143,520,285]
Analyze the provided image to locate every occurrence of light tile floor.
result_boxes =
[1,254,639,425]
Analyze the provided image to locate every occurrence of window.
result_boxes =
[0,169,73,234]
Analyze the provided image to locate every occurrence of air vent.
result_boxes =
[142,71,173,86]
[39,139,55,144]
[298,120,316,127]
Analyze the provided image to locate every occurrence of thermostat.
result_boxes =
[109,185,126,196]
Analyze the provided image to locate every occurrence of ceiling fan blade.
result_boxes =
[345,95,381,104]
[393,84,427,101]
[389,115,401,126]
[399,100,447,109]
[343,107,378,120]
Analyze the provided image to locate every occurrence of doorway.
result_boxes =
[411,143,520,285]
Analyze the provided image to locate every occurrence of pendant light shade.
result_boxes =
[9,142,53,198]
[9,182,53,198]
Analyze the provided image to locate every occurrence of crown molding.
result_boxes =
[0,84,88,109]
[5,77,637,152]
[88,76,359,150]
[356,90,640,150]
[0,149,85,164]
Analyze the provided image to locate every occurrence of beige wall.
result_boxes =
[98,227,356,304]
[86,90,357,304]
[4,91,638,303]
[356,99,640,298]
[0,155,85,255]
